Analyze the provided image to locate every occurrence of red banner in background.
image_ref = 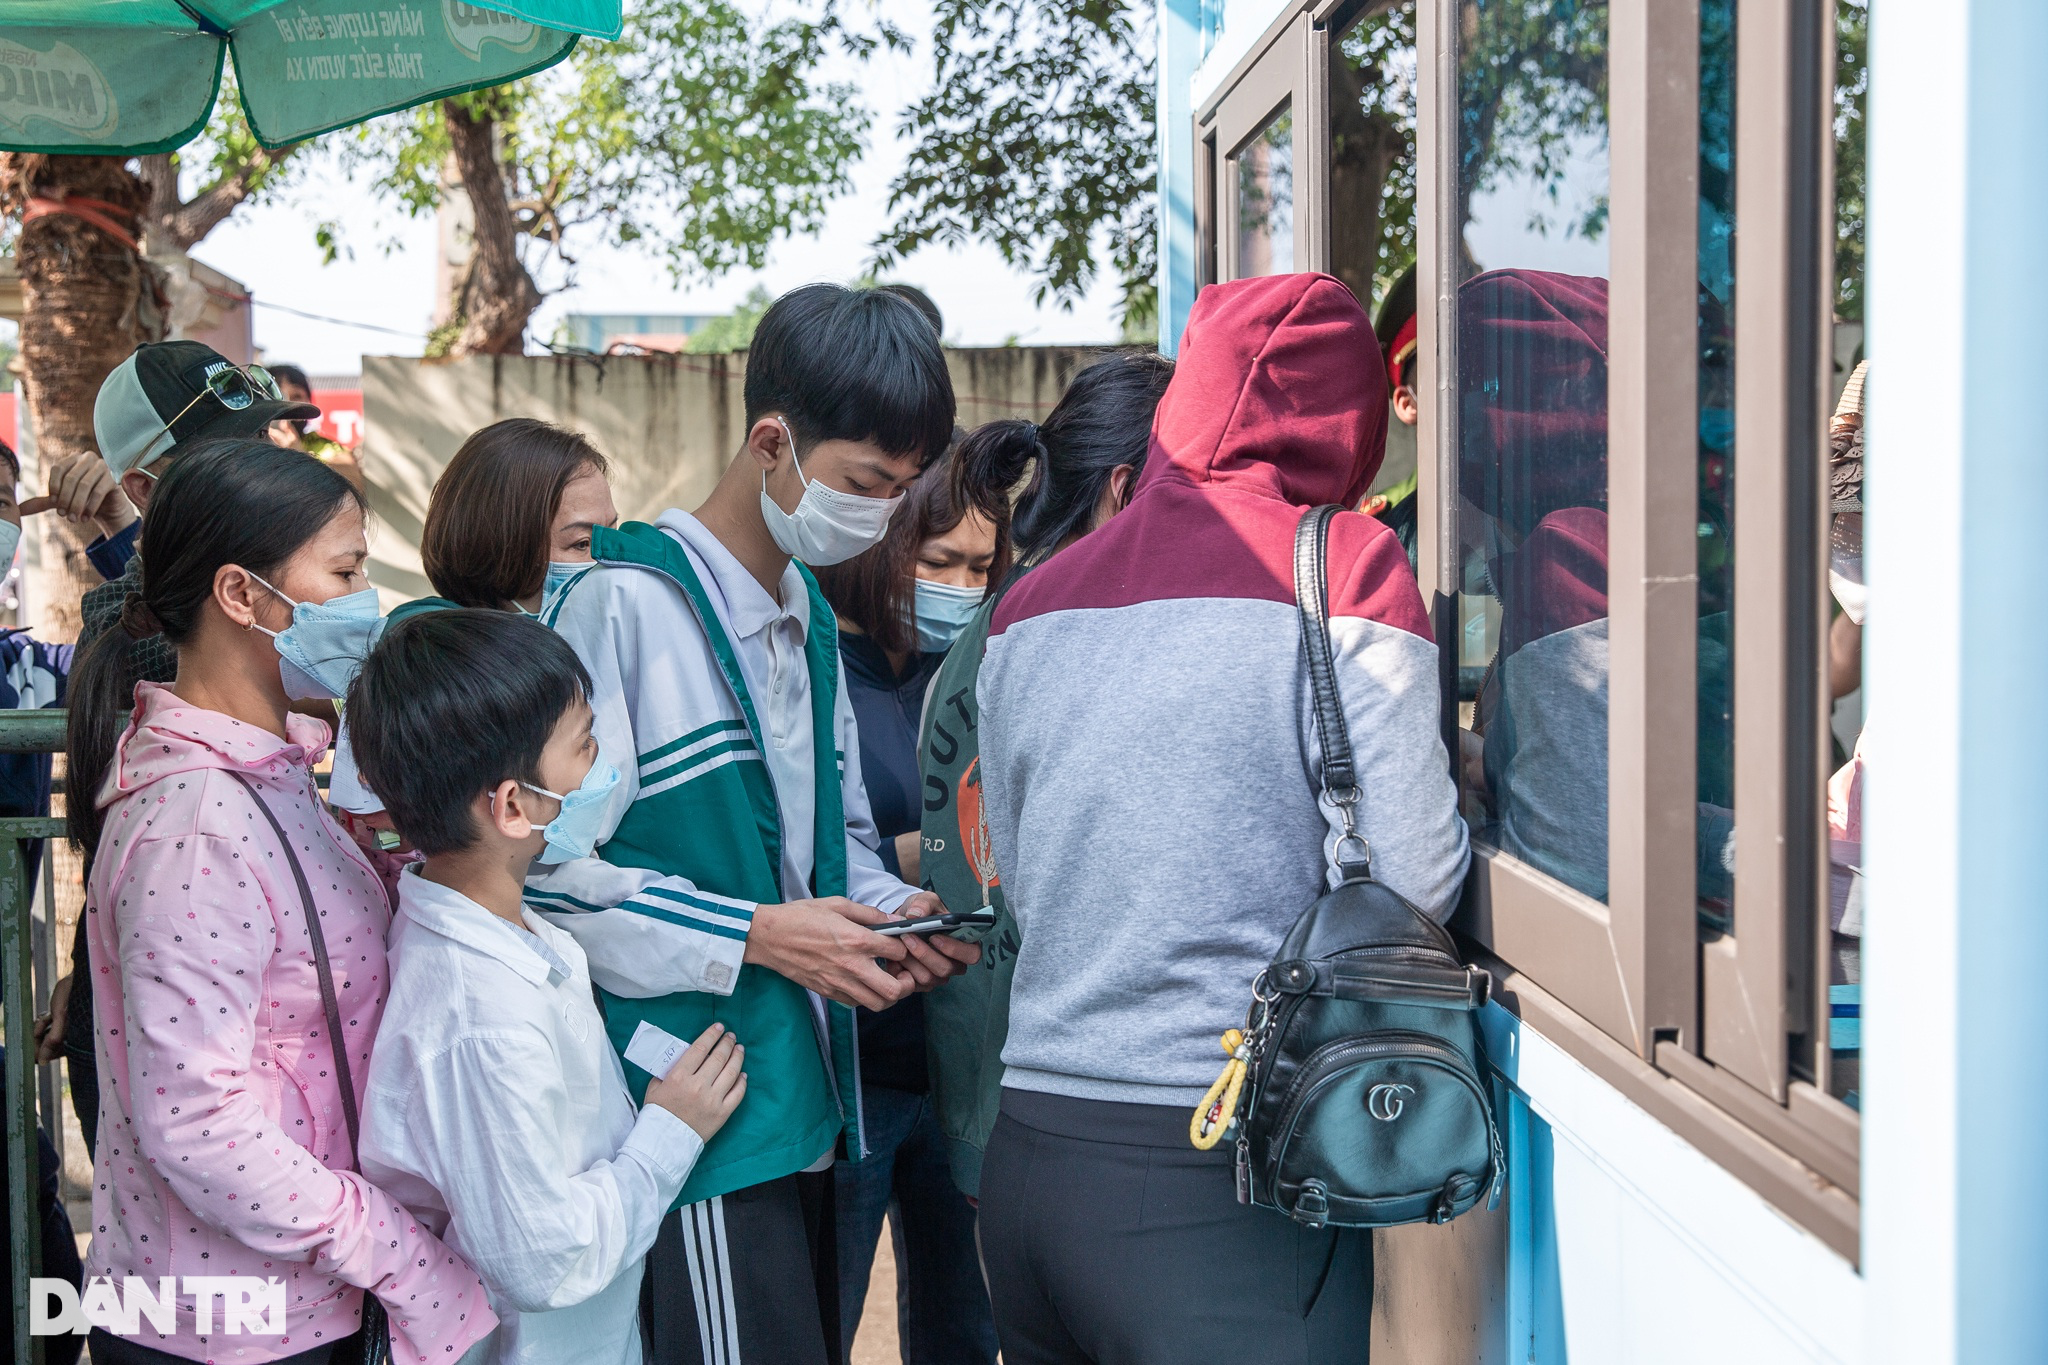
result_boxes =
[310,388,364,448]
[0,388,363,457]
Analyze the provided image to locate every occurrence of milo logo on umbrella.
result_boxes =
[0,40,118,142]
[443,1,545,58]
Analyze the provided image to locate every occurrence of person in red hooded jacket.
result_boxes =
[972,273,1468,1362]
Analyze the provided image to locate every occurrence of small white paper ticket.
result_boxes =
[624,1020,689,1079]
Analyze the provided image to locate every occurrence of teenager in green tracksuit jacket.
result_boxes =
[524,284,978,1365]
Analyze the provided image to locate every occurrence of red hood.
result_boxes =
[992,270,1425,644]
[1141,273,1388,509]
[1457,268,1609,534]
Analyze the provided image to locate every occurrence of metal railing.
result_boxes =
[3,707,68,1365]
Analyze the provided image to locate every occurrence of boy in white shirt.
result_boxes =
[350,609,745,1364]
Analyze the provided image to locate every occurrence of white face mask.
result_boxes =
[0,520,19,576]
[759,417,902,566]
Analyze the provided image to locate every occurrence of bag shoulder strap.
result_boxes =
[1293,505,1372,881]
[230,769,363,1166]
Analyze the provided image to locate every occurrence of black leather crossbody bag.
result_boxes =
[1221,505,1501,1229]
[233,771,392,1365]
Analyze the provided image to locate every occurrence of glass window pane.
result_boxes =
[1235,106,1295,277]
[1824,0,1867,1108]
[1697,0,1735,934]
[1453,0,1611,902]
[1330,1,1420,568]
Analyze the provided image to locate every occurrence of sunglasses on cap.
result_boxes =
[150,363,284,449]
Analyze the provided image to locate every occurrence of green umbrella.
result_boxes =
[0,0,621,154]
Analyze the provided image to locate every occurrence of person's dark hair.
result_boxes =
[422,419,610,607]
[268,364,313,395]
[876,283,944,338]
[66,439,364,856]
[953,351,1173,565]
[346,610,592,857]
[744,284,955,468]
[811,432,1000,657]
[0,439,17,483]
[267,365,315,434]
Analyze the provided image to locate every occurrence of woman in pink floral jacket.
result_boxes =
[67,439,495,1365]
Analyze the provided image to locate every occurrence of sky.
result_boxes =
[185,4,1127,378]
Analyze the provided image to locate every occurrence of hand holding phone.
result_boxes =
[873,910,999,937]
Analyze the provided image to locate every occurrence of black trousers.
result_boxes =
[979,1089,1373,1365]
[644,1168,842,1365]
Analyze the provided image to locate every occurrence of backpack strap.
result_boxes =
[1293,504,1372,882]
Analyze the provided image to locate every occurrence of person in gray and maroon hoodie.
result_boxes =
[972,272,1468,1363]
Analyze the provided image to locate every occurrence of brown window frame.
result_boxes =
[1197,9,1321,284]
[1197,0,1862,1259]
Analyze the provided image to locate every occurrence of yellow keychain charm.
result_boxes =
[1190,1029,1251,1150]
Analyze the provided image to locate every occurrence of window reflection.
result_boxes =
[1454,0,1611,902]
[1459,271,1611,899]
[1330,1,1420,568]
[1696,0,1736,925]
[1825,0,1868,1111]
[1236,107,1295,277]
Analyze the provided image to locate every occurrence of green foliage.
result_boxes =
[180,72,302,210]
[1119,279,1158,345]
[326,0,873,288]
[876,0,1157,322]
[423,317,464,359]
[1332,3,1420,303]
[1835,0,1868,321]
[685,284,775,352]
[1458,0,1610,246]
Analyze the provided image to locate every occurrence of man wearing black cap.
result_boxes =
[38,340,319,1161]
[76,340,320,674]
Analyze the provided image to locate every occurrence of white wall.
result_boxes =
[1483,1008,1864,1364]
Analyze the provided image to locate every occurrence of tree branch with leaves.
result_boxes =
[137,78,302,254]
[875,0,1157,330]
[330,0,876,357]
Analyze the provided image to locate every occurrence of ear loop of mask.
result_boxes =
[243,570,300,639]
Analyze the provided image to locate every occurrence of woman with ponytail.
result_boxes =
[915,350,1174,1204]
[68,439,495,1365]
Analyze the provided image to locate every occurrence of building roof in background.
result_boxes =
[559,312,718,353]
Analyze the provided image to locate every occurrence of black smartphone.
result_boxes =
[873,910,999,937]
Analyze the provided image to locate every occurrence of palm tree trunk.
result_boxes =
[0,154,165,642]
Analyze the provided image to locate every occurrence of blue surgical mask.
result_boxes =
[518,562,590,622]
[519,762,620,864]
[544,561,589,599]
[913,579,985,653]
[0,521,20,575]
[249,572,384,701]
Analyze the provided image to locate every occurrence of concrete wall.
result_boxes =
[357,346,1123,605]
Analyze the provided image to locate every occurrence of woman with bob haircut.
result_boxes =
[418,417,621,616]
[328,418,622,822]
